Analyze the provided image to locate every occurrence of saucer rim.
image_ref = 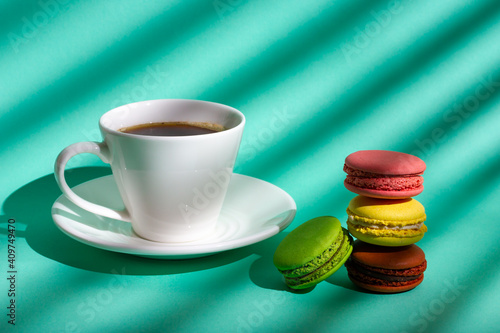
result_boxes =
[51,174,296,259]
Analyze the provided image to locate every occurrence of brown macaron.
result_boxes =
[345,240,427,293]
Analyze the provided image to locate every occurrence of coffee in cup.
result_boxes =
[118,121,225,136]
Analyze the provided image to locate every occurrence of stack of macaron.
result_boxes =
[343,150,428,293]
[272,149,428,292]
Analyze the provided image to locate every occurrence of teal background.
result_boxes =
[1,0,500,332]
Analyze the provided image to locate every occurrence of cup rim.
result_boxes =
[99,99,245,140]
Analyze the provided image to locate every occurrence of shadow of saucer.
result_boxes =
[1,167,253,275]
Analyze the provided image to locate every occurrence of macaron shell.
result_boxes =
[349,240,425,269]
[282,226,346,278]
[273,216,343,270]
[348,196,426,222]
[345,150,426,176]
[344,179,424,199]
[289,235,353,289]
[348,274,424,293]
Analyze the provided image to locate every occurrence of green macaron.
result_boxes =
[273,216,353,289]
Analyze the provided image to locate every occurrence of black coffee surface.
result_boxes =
[119,122,222,136]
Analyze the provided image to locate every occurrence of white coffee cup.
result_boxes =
[55,99,245,242]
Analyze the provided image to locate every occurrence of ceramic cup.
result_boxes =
[55,99,245,242]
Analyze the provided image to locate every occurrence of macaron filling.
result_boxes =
[343,164,424,178]
[347,214,424,230]
[347,221,427,239]
[347,258,427,282]
[346,208,427,237]
[346,257,426,287]
[345,174,423,191]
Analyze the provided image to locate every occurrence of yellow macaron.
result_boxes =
[346,195,427,246]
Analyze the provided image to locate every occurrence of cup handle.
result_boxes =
[54,141,131,222]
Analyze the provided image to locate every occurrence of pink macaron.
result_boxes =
[343,150,426,199]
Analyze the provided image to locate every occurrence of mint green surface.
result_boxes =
[2,0,500,332]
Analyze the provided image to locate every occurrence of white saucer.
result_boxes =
[51,174,296,259]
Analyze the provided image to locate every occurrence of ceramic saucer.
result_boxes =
[51,174,296,259]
